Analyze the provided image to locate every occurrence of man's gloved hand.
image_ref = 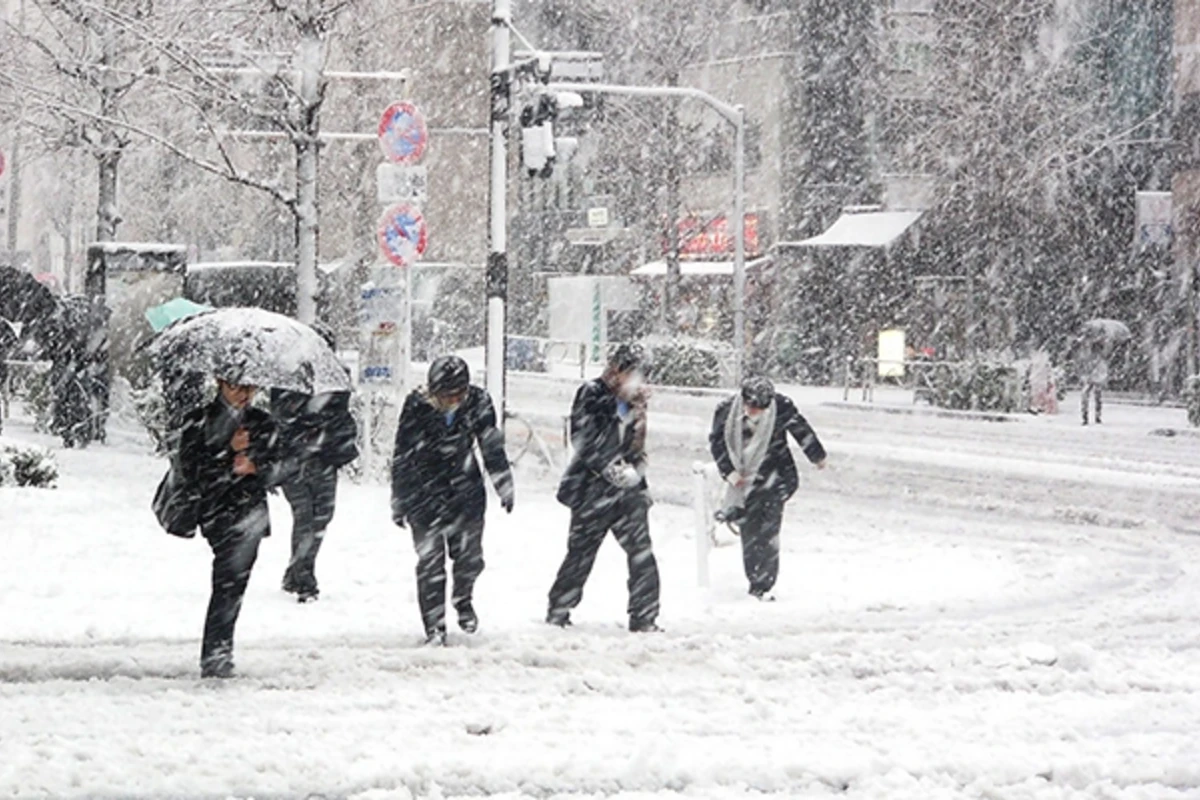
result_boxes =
[501,492,514,513]
[602,460,642,489]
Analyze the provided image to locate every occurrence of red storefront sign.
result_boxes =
[674,214,761,258]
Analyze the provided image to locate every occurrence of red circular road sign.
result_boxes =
[377,204,428,267]
[378,102,428,165]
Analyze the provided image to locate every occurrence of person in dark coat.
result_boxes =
[1078,338,1109,426]
[548,343,661,632]
[391,355,514,645]
[0,320,15,434]
[48,302,90,448]
[177,373,280,678]
[709,377,826,600]
[272,387,358,602]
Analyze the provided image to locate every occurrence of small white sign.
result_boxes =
[376,163,429,205]
[587,207,609,228]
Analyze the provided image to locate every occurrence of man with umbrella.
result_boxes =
[391,355,514,646]
[176,364,280,678]
[1077,319,1127,426]
[150,307,350,677]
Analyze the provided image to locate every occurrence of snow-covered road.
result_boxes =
[2,385,1199,799]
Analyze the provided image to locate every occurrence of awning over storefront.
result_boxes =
[787,211,922,248]
[631,256,773,277]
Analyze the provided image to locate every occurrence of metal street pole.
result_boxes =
[486,0,512,418]
[733,105,746,390]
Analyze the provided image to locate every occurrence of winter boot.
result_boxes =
[456,603,478,634]
[424,627,448,647]
[629,618,663,633]
[546,609,572,628]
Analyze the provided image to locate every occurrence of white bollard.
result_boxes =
[692,461,712,587]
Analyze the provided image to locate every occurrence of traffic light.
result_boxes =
[520,91,585,179]
[520,94,557,178]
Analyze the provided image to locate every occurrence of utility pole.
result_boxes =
[487,0,512,417]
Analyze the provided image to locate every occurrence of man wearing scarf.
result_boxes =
[391,355,514,646]
[709,377,826,600]
[548,343,661,632]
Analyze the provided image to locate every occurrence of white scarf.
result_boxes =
[722,396,776,510]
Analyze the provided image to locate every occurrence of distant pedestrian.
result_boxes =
[547,343,661,632]
[273,387,358,603]
[391,356,514,646]
[1079,339,1108,425]
[709,377,826,601]
[0,320,15,434]
[177,374,280,678]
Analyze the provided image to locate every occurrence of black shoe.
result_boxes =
[424,628,447,647]
[457,605,478,634]
[200,660,235,679]
[750,590,776,602]
[629,619,663,633]
[281,576,300,594]
[297,588,319,604]
[546,610,572,628]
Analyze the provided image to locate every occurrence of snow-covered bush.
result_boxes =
[1184,375,1200,427]
[643,338,733,388]
[927,361,1021,413]
[0,444,59,488]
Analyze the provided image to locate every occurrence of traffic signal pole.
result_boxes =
[545,81,747,389]
[487,0,512,418]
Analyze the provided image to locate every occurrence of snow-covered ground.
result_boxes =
[3,381,1200,799]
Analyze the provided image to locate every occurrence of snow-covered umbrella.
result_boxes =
[1081,318,1132,342]
[147,307,352,394]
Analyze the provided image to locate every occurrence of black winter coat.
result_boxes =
[709,393,825,504]
[556,378,647,512]
[270,389,359,480]
[177,398,280,535]
[390,385,513,527]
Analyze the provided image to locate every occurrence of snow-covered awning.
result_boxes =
[188,261,293,272]
[631,256,773,277]
[786,211,922,248]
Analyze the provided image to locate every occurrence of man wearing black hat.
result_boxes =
[391,355,514,645]
[709,377,826,600]
[548,342,662,632]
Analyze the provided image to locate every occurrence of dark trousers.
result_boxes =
[1082,383,1102,423]
[201,503,268,669]
[411,513,485,635]
[548,491,660,625]
[741,493,784,595]
[282,467,338,593]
